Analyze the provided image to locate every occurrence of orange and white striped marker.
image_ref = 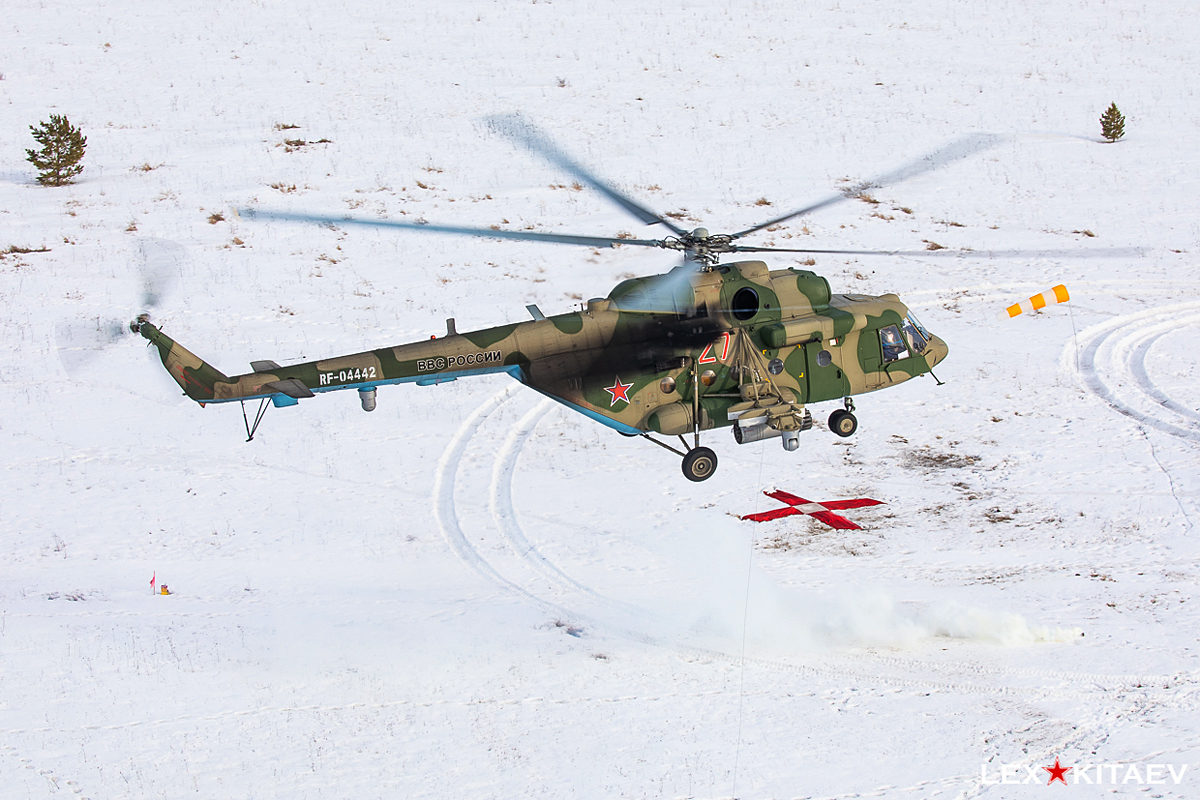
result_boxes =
[997,284,1070,320]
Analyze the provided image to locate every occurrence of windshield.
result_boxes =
[901,313,930,355]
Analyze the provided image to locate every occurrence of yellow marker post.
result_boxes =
[998,285,1070,320]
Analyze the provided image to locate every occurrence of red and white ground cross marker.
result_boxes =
[741,490,885,530]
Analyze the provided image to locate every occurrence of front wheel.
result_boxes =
[828,409,858,438]
[681,447,718,482]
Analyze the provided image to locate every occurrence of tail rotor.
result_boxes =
[55,238,182,377]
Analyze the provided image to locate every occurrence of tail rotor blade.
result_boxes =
[135,238,183,313]
[56,238,184,378]
[55,317,126,377]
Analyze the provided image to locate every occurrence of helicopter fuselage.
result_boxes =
[135,260,946,451]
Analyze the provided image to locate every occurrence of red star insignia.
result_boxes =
[603,376,634,406]
[1044,758,1071,785]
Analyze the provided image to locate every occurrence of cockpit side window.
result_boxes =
[901,315,929,354]
[879,324,909,363]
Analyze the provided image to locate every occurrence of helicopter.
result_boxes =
[132,118,990,482]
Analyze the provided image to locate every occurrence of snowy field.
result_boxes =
[2,0,1199,797]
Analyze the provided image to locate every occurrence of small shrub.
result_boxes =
[207,212,225,224]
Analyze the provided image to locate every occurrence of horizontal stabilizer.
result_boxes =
[263,379,315,399]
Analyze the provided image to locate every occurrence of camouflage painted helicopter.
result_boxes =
[133,119,986,481]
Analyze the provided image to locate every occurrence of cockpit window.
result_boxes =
[880,324,909,363]
[911,312,931,336]
[901,314,929,354]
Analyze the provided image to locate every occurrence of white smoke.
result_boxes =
[919,601,1083,646]
[634,520,1082,653]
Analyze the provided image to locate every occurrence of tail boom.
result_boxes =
[134,320,528,406]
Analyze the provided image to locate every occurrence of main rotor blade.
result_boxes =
[732,134,1003,240]
[729,244,1148,258]
[485,114,689,237]
[241,209,667,250]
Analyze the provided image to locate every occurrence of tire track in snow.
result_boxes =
[431,384,581,617]
[486,399,610,599]
[1067,300,1200,442]
[487,398,657,620]
[432,384,665,648]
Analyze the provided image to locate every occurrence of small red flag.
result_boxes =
[150,572,156,593]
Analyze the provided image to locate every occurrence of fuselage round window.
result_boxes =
[731,287,759,321]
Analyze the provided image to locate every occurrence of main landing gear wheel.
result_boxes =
[828,409,858,437]
[681,446,718,482]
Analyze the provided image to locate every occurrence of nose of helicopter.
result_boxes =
[927,334,949,367]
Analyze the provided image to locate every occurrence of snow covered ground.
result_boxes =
[2,0,1199,797]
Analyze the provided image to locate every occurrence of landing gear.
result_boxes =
[241,398,271,442]
[637,434,720,482]
[634,358,723,481]
[828,408,858,437]
[682,446,718,482]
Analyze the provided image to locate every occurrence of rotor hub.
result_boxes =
[660,230,735,266]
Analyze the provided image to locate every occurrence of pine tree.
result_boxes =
[25,115,87,186]
[1100,103,1126,143]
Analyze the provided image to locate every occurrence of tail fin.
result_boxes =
[133,319,228,403]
